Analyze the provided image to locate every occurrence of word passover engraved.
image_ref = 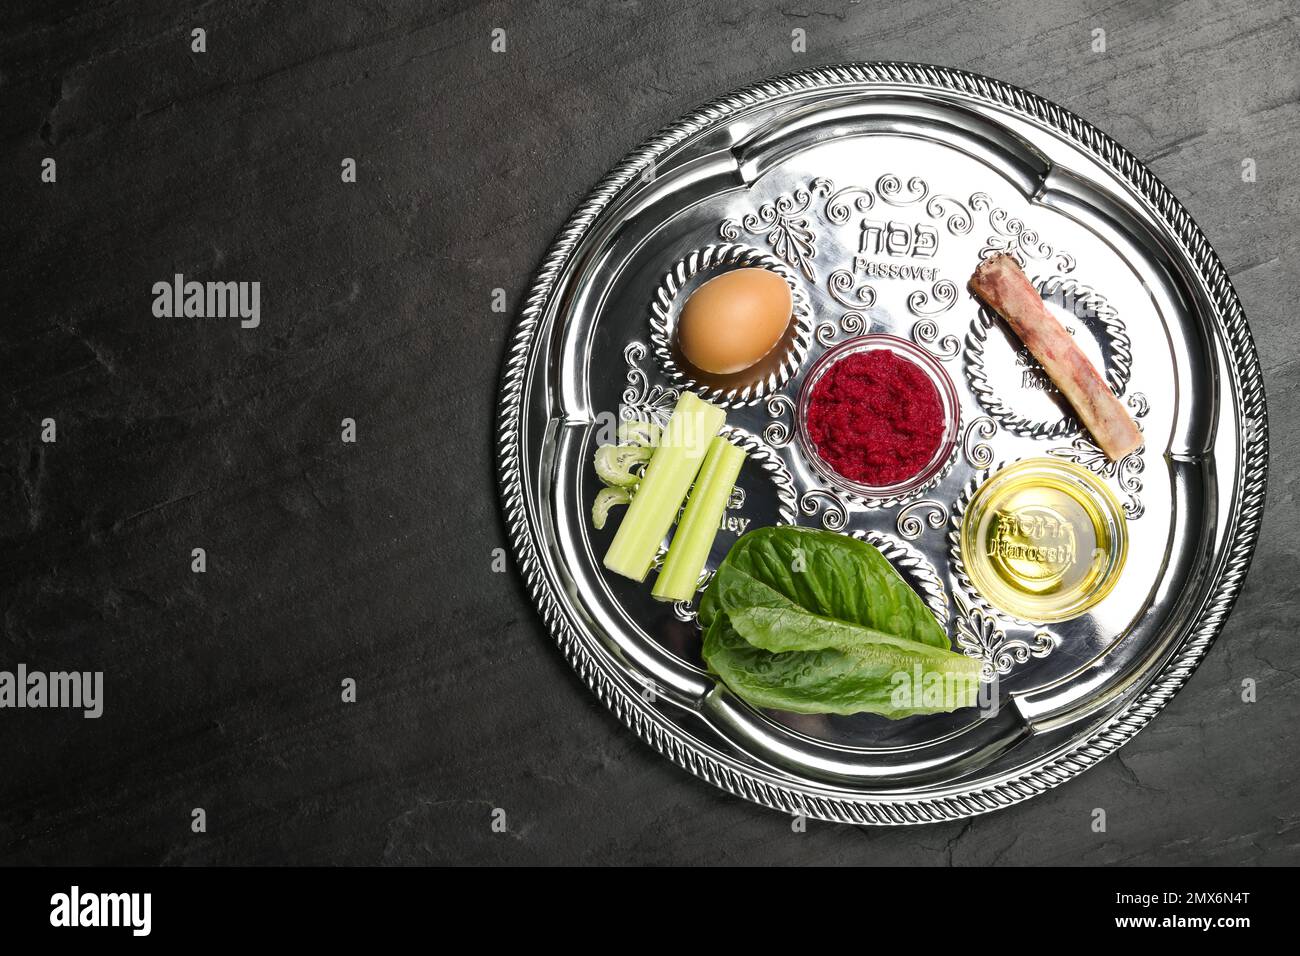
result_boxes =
[855,219,940,282]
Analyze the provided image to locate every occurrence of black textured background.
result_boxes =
[1,0,1296,865]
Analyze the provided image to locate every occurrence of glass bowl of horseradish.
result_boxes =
[796,334,960,503]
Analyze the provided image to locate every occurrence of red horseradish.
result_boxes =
[805,349,945,487]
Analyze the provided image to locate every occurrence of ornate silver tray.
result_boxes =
[497,63,1268,824]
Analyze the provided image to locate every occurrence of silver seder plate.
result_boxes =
[496,64,1269,824]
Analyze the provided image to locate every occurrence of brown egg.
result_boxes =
[677,268,793,376]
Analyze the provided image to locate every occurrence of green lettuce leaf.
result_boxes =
[699,527,983,719]
[699,526,948,647]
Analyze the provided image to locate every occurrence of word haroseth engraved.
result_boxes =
[152,273,261,328]
[0,664,102,718]
[50,886,150,936]
[988,507,1076,568]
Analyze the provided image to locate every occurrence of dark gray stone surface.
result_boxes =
[0,0,1295,865]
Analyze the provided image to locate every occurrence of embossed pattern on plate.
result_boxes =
[497,63,1268,824]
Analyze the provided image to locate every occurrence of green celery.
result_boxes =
[652,435,746,602]
[591,486,632,530]
[617,420,661,448]
[593,443,651,487]
[603,393,725,582]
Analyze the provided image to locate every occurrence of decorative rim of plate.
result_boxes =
[648,243,814,407]
[496,61,1269,825]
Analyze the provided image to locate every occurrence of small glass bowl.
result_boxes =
[796,335,960,501]
[958,458,1128,623]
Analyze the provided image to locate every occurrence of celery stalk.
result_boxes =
[593,443,651,487]
[591,486,632,530]
[652,436,746,602]
[603,393,725,582]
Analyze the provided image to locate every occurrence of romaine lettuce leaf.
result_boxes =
[699,526,948,647]
[699,527,983,718]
